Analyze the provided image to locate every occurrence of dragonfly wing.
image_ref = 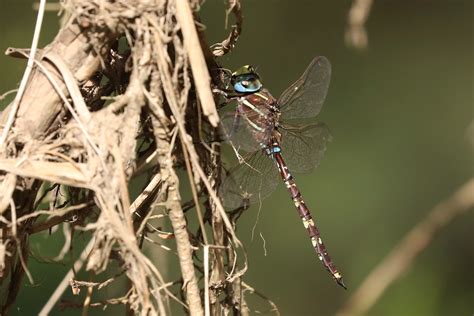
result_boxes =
[219,110,274,153]
[219,151,279,209]
[219,111,261,152]
[278,56,331,120]
[279,122,332,174]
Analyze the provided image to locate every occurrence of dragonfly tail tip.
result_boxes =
[336,277,347,290]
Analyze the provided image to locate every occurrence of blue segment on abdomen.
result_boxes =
[263,146,281,157]
[272,146,281,153]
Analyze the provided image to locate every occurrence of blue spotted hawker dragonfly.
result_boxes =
[217,57,346,288]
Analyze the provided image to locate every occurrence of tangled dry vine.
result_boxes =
[0,0,264,315]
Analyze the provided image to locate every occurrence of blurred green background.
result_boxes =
[0,0,472,315]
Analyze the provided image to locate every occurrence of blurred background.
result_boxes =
[0,0,472,315]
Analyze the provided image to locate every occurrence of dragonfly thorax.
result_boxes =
[234,89,281,148]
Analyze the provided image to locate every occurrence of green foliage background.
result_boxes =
[0,0,472,315]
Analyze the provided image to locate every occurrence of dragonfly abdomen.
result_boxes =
[270,143,346,289]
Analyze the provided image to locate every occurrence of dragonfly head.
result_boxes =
[231,65,262,93]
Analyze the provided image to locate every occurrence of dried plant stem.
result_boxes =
[1,0,251,313]
[0,23,105,138]
[242,282,279,315]
[182,144,209,245]
[204,245,211,316]
[153,26,204,314]
[39,238,94,316]
[168,191,203,315]
[0,0,46,146]
[40,174,164,315]
[336,178,474,316]
[345,0,374,50]
[209,143,227,315]
[211,0,242,57]
[175,0,219,127]
[6,48,99,159]
[151,118,203,314]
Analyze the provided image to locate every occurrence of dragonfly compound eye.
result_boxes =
[231,74,262,93]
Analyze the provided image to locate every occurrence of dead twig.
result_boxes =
[336,178,474,316]
[0,159,90,189]
[175,0,220,127]
[153,31,204,313]
[345,0,374,50]
[1,0,253,313]
[40,172,165,315]
[211,0,242,57]
[0,0,46,147]
[39,237,95,316]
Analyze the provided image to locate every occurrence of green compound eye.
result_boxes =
[232,65,257,77]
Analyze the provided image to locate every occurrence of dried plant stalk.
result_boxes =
[336,178,474,316]
[0,0,252,314]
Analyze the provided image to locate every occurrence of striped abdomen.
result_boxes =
[270,142,346,288]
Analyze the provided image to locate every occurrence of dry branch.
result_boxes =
[175,0,219,127]
[0,159,90,188]
[0,0,254,314]
[0,0,46,146]
[0,23,106,140]
[336,178,474,316]
[345,0,374,50]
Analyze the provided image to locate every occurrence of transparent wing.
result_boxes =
[219,110,272,153]
[219,111,258,152]
[278,56,331,120]
[279,122,332,174]
[219,151,279,209]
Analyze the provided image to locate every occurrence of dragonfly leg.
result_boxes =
[212,88,231,98]
[213,88,245,101]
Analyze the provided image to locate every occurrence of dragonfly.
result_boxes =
[217,56,346,289]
